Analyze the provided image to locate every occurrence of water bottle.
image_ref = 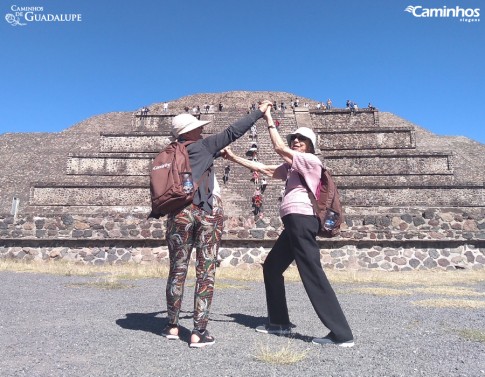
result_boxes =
[181,172,194,194]
[323,209,339,231]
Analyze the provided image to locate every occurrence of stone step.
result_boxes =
[100,132,171,153]
[132,114,175,132]
[335,175,455,186]
[29,182,485,208]
[67,148,453,177]
[316,126,416,150]
[340,185,485,208]
[324,150,453,176]
[100,123,415,153]
[310,109,379,128]
[67,153,154,176]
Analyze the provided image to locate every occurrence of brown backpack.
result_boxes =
[299,169,344,237]
[148,141,196,218]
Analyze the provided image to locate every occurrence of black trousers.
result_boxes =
[263,214,353,342]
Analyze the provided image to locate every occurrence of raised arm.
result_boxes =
[221,147,279,178]
[202,100,273,155]
[264,108,296,165]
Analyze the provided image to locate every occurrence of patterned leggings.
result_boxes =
[165,197,224,331]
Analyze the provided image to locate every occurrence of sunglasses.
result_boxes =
[290,134,309,142]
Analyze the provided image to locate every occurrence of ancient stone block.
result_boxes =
[423,209,436,219]
[238,230,250,238]
[413,217,425,226]
[392,257,407,266]
[401,214,413,223]
[61,214,74,226]
[462,220,478,231]
[428,249,440,259]
[464,250,475,263]
[377,216,391,227]
[437,258,450,267]
[409,258,421,268]
[266,230,279,238]
[151,230,164,238]
[423,258,437,268]
[439,213,454,222]
[35,219,45,229]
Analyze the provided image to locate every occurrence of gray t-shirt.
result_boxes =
[180,110,263,213]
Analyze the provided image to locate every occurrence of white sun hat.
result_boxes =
[286,127,317,153]
[171,114,211,137]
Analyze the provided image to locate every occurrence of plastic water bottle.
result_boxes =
[323,209,339,231]
[181,173,194,194]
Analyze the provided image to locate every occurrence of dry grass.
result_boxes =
[253,341,307,364]
[412,286,485,297]
[1,260,484,288]
[335,269,485,286]
[411,299,485,309]
[348,285,485,297]
[456,329,485,343]
[0,259,169,279]
[215,266,301,282]
[348,287,412,296]
[214,282,250,290]
[67,275,134,290]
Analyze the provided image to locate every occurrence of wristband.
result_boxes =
[267,125,276,129]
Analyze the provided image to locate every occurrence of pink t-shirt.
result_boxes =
[273,152,323,218]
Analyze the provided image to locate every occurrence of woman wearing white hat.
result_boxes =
[222,108,354,347]
[162,100,272,348]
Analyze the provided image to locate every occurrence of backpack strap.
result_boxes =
[298,171,321,217]
[178,140,207,189]
[178,139,214,209]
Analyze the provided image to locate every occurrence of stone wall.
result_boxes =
[310,109,378,128]
[1,208,484,270]
[99,133,170,153]
[340,186,485,207]
[326,151,452,176]
[67,153,154,176]
[318,127,415,150]
[133,115,174,132]
[30,185,148,207]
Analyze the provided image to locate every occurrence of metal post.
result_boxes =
[11,197,20,220]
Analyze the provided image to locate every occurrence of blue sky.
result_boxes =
[1,0,484,143]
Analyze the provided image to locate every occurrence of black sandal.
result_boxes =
[189,329,215,348]
[161,324,179,340]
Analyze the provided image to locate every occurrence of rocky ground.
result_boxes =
[1,270,484,377]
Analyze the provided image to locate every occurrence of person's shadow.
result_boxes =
[224,313,313,343]
[225,313,266,328]
[116,310,193,341]
[116,311,312,343]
